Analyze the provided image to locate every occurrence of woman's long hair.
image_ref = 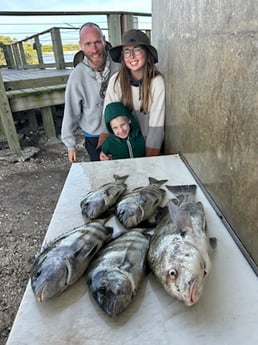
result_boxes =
[114,47,162,114]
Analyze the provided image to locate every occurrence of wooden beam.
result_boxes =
[4,75,69,91]
[41,106,57,139]
[6,84,66,112]
[0,73,21,154]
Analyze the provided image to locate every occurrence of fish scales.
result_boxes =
[148,184,215,306]
[115,177,168,228]
[86,230,150,318]
[30,220,113,302]
[80,174,129,221]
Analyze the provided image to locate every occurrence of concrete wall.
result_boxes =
[152,0,258,267]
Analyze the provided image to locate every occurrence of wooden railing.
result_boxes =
[0,11,151,70]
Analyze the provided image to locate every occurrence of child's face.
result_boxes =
[110,116,131,139]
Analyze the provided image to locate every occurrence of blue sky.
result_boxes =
[0,1,152,43]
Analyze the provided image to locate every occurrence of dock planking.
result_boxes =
[0,68,71,154]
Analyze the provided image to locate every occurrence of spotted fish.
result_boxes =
[148,185,216,306]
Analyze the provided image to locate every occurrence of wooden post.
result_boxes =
[41,106,57,140]
[0,43,15,69]
[107,14,122,46]
[51,28,65,70]
[0,73,21,154]
[12,43,22,69]
[27,110,38,130]
[19,42,27,69]
[33,36,44,69]
[121,14,134,34]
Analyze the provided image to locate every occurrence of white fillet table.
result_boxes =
[6,155,258,345]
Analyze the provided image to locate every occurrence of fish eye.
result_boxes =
[169,269,178,280]
[203,270,207,277]
[98,286,106,294]
[34,270,41,278]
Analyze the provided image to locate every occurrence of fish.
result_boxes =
[30,220,113,302]
[148,184,216,306]
[80,174,129,222]
[86,230,150,318]
[115,177,168,228]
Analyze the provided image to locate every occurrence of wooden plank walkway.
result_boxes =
[1,68,71,83]
[0,68,71,155]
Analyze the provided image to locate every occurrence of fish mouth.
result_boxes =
[34,283,55,303]
[36,284,51,303]
[34,286,45,303]
[187,280,200,306]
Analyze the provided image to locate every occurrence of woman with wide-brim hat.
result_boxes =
[99,29,165,159]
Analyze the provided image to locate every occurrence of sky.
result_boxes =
[0,1,152,43]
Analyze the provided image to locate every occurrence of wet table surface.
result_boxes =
[6,155,258,345]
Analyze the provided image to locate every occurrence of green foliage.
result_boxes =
[42,43,79,52]
[0,36,15,65]
[0,34,79,67]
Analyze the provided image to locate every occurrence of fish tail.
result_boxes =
[165,184,197,205]
[113,174,129,182]
[148,177,168,186]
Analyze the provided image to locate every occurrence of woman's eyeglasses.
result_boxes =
[122,46,143,58]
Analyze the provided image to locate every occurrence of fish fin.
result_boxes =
[194,201,207,231]
[155,205,169,222]
[100,208,116,220]
[137,219,156,228]
[209,237,217,250]
[166,184,197,205]
[167,199,193,229]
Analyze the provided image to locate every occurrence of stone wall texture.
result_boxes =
[152,0,258,267]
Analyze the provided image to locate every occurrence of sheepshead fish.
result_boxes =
[80,174,129,222]
[31,220,113,302]
[148,185,216,306]
[86,230,150,318]
[115,177,168,228]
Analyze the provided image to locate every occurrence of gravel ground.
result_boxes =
[0,128,88,345]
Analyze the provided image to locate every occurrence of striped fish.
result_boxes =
[115,177,168,228]
[80,174,129,222]
[30,220,113,302]
[86,230,150,318]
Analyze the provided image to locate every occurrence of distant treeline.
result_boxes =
[0,35,79,65]
[43,43,79,52]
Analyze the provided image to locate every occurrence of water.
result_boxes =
[43,53,76,63]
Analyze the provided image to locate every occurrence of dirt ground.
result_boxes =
[0,125,88,345]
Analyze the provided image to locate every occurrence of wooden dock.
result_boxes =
[0,68,71,154]
[1,68,71,85]
[0,11,152,155]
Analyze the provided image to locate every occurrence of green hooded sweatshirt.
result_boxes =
[102,102,145,159]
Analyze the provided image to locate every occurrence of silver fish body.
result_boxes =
[86,230,150,318]
[115,177,168,228]
[148,185,215,306]
[80,174,129,221]
[30,220,113,302]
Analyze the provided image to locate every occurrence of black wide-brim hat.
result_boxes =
[109,29,158,63]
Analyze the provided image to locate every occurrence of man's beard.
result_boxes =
[86,53,105,70]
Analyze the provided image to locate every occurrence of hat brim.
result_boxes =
[110,44,158,63]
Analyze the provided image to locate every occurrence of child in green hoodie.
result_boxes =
[100,102,145,160]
